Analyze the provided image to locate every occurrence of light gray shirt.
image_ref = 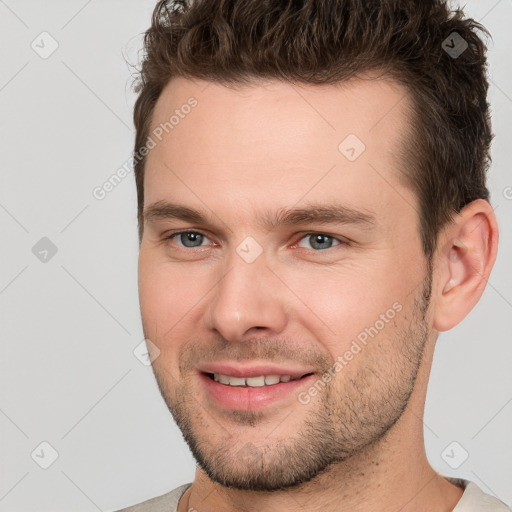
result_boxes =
[115,477,511,511]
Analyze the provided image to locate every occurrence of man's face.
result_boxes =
[138,77,433,491]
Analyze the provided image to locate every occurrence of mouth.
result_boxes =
[203,372,315,387]
[199,369,317,411]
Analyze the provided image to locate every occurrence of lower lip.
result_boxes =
[199,372,316,411]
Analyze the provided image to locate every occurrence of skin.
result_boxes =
[137,76,498,512]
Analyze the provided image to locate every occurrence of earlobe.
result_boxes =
[433,200,499,332]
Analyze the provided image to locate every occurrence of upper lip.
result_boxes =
[198,362,315,379]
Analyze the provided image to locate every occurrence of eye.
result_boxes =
[164,230,211,248]
[162,230,347,252]
[296,232,344,251]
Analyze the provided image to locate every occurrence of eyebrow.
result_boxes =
[143,200,377,231]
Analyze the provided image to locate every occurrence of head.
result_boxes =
[134,0,498,492]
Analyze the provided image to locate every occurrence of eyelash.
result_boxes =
[162,230,349,251]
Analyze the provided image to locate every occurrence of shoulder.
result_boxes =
[114,483,192,512]
[446,477,511,512]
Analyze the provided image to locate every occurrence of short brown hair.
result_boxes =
[132,0,493,259]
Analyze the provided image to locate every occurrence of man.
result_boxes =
[118,0,509,510]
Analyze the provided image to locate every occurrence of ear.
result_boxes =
[432,199,499,332]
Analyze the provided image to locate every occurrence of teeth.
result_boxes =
[227,376,245,386]
[218,374,230,385]
[246,376,265,387]
[264,375,280,385]
[212,373,299,387]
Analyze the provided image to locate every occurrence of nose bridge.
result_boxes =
[205,242,287,341]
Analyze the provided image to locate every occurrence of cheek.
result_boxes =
[276,259,404,353]
[137,253,205,353]
[138,254,167,322]
[139,248,198,311]
[138,268,189,379]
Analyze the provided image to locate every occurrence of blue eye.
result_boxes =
[163,230,346,252]
[167,231,209,248]
[297,233,341,250]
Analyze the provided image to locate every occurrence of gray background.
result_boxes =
[0,1,511,511]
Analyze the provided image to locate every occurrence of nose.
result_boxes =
[204,246,288,343]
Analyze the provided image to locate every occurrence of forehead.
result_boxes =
[144,76,415,227]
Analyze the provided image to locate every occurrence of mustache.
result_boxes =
[178,336,332,373]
